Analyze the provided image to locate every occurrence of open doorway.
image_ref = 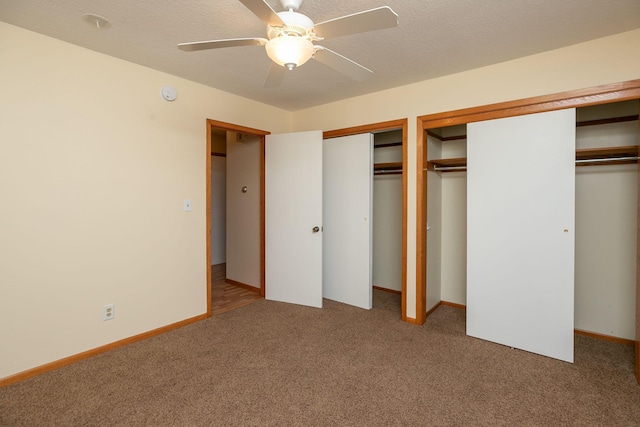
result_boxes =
[206,120,269,316]
[207,118,409,320]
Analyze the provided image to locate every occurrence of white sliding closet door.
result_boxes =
[265,131,323,308]
[467,109,575,363]
[323,134,373,309]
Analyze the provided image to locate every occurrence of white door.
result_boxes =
[265,131,323,308]
[323,134,373,309]
[467,109,575,362]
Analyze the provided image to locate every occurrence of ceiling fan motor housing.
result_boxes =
[267,10,315,39]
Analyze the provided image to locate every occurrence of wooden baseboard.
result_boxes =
[0,313,208,388]
[425,301,442,318]
[574,329,634,346]
[441,301,467,310]
[402,316,423,325]
[225,278,261,293]
[373,286,402,295]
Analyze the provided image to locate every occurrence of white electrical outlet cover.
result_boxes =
[103,304,115,321]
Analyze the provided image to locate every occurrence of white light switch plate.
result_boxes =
[184,199,192,212]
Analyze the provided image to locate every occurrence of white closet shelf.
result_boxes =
[374,161,402,175]
[428,145,639,172]
[427,113,639,172]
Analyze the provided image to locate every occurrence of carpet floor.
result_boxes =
[1,290,640,426]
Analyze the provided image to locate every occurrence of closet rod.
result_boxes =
[374,170,402,175]
[575,156,638,164]
[431,166,467,171]
[374,142,402,149]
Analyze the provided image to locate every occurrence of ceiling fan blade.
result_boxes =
[178,37,268,52]
[263,62,287,88]
[313,46,373,82]
[239,0,286,27]
[314,6,398,39]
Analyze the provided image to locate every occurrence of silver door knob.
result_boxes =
[312,226,320,233]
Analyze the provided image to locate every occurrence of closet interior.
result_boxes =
[425,99,639,344]
[372,130,403,294]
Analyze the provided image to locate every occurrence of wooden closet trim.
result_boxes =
[415,79,640,331]
[323,119,409,322]
[636,100,640,382]
[419,80,640,129]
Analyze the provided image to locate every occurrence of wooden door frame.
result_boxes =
[324,119,409,321]
[206,119,270,316]
[415,79,640,381]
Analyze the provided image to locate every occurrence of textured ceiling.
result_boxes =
[2,0,640,111]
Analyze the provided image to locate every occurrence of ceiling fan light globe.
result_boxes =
[265,36,314,69]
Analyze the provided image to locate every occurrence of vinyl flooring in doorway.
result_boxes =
[211,264,262,316]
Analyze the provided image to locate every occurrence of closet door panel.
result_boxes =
[467,109,575,363]
[323,134,373,309]
[265,131,323,308]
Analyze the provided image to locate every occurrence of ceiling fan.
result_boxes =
[178,0,398,87]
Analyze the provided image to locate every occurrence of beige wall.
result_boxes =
[0,22,289,379]
[439,171,467,304]
[210,155,226,265]
[210,132,227,265]
[3,20,640,380]
[291,28,640,319]
[438,129,468,306]
[575,164,637,339]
